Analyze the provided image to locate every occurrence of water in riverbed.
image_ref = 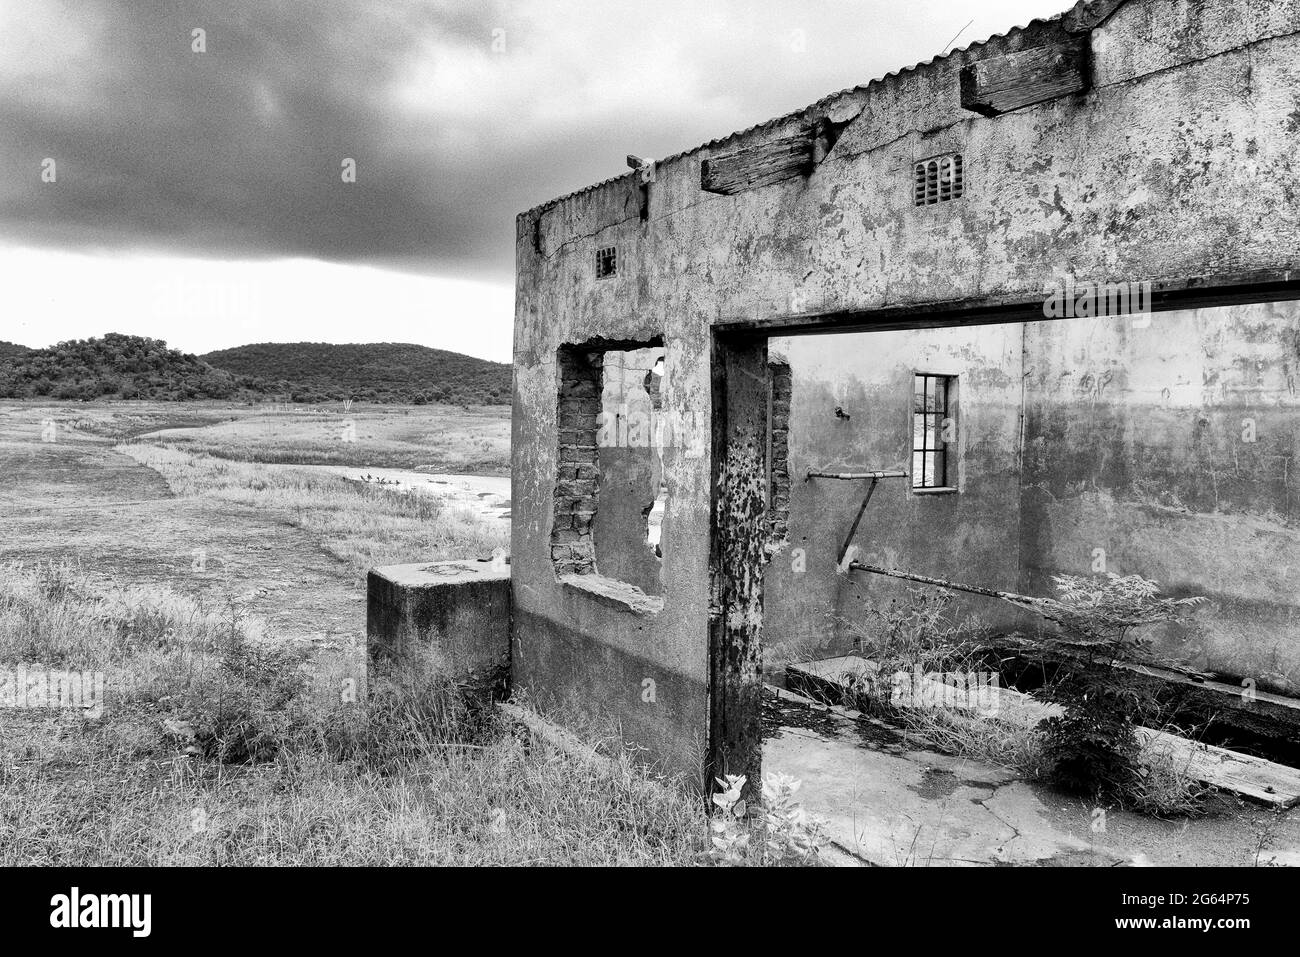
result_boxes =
[272,464,511,525]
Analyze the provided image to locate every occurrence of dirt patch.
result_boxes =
[0,438,363,655]
[908,766,961,800]
[762,687,908,752]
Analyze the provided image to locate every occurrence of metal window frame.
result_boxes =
[911,372,955,490]
[595,245,618,280]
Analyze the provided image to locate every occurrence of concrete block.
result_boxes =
[367,560,511,688]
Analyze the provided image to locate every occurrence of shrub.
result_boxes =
[170,631,309,764]
[1023,574,1207,801]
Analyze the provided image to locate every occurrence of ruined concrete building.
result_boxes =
[504,0,1300,787]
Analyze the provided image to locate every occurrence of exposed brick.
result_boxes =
[560,396,602,415]
[768,361,793,545]
[556,479,596,499]
[557,408,590,427]
[561,378,599,398]
[559,445,598,463]
[552,344,614,576]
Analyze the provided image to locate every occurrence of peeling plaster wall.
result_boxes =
[764,327,1027,662]
[764,302,1300,696]
[512,0,1300,781]
[1021,301,1300,693]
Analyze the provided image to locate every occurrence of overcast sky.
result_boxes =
[1,0,1068,362]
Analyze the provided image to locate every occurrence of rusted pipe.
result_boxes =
[805,470,909,481]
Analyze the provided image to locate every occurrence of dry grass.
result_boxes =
[124,404,510,473]
[0,399,511,473]
[0,561,709,866]
[899,707,1049,777]
[118,443,506,578]
[863,681,1209,816]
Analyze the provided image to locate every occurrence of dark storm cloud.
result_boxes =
[1,0,507,272]
[0,0,1065,278]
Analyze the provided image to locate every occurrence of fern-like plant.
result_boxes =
[1016,574,1207,799]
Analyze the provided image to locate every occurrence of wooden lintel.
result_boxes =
[701,126,814,195]
[960,37,1091,117]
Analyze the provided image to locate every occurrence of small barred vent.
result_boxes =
[595,245,618,279]
[913,154,964,207]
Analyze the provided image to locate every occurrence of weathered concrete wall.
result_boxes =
[764,302,1300,695]
[368,561,511,688]
[513,0,1300,781]
[1021,301,1300,693]
[764,326,1026,662]
[512,176,712,780]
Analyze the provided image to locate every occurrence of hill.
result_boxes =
[201,342,510,405]
[0,341,32,362]
[0,334,257,401]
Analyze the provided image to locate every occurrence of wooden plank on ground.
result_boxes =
[787,655,1057,721]
[788,656,1300,808]
[788,655,878,684]
[1118,660,1300,717]
[1136,727,1300,809]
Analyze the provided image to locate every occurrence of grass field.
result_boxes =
[0,399,833,866]
[0,562,707,865]
[118,443,507,580]
[1,399,511,473]
[0,399,745,866]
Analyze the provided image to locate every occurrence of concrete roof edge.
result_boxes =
[516,0,1133,221]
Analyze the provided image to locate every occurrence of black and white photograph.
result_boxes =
[0,0,1297,929]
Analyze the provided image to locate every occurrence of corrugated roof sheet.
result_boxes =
[521,0,1128,218]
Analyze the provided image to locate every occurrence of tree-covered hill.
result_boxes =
[0,341,32,363]
[0,334,253,401]
[201,341,510,405]
[0,335,511,405]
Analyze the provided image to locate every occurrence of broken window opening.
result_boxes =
[645,356,667,558]
[595,245,618,279]
[768,360,792,542]
[596,345,667,590]
[552,341,667,594]
[912,373,955,490]
[552,346,603,576]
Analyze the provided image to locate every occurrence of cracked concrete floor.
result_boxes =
[763,687,1300,867]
